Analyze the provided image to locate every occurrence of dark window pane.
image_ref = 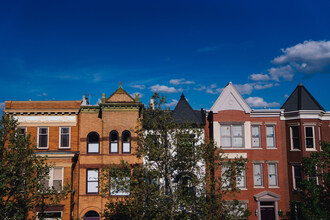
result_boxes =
[306,138,314,148]
[122,131,131,142]
[306,127,313,137]
[53,180,62,191]
[61,128,69,134]
[39,135,48,148]
[110,131,119,142]
[61,134,69,147]
[88,132,99,143]
[40,128,48,134]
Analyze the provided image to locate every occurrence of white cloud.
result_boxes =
[194,85,206,91]
[170,78,195,85]
[130,92,144,98]
[249,73,270,81]
[165,99,178,107]
[284,94,289,98]
[268,65,294,81]
[206,88,223,94]
[131,84,145,90]
[197,46,217,53]
[150,84,179,94]
[235,83,254,95]
[273,40,330,75]
[245,97,280,108]
[37,93,48,97]
[254,83,279,90]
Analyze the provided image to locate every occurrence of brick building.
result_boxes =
[207,82,289,220]
[4,84,143,220]
[280,83,330,204]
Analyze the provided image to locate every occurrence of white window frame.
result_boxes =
[251,125,261,148]
[37,127,49,149]
[305,126,316,151]
[253,163,263,187]
[267,163,278,187]
[292,165,302,190]
[290,126,300,150]
[266,125,276,148]
[59,127,70,149]
[36,211,62,220]
[18,127,26,136]
[87,169,99,194]
[220,124,244,148]
[43,167,63,191]
[236,167,246,189]
[307,166,319,185]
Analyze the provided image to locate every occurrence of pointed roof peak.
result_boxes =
[173,94,204,124]
[105,82,135,103]
[180,93,185,100]
[211,82,251,113]
[281,84,324,111]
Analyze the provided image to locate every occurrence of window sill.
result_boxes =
[266,148,277,150]
[253,186,264,188]
[290,149,301,152]
[59,147,71,150]
[37,148,49,150]
[306,149,317,151]
[239,188,247,190]
[269,186,279,188]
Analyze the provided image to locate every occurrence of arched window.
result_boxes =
[110,130,119,153]
[122,130,131,154]
[87,132,100,153]
[84,210,99,220]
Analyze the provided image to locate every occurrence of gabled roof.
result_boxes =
[106,83,135,103]
[172,93,204,125]
[210,82,251,113]
[281,83,324,112]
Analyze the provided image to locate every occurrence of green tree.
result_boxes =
[0,116,70,219]
[288,142,329,220]
[100,93,249,220]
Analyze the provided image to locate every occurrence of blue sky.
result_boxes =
[1,0,330,111]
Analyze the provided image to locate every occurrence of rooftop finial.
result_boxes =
[119,81,122,88]
[180,93,185,100]
[299,82,303,86]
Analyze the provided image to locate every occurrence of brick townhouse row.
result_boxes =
[4,82,330,220]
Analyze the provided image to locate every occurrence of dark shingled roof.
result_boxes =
[281,83,325,112]
[172,93,205,125]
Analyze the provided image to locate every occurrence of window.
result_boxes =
[87,169,99,194]
[37,211,62,220]
[221,124,244,148]
[223,201,248,219]
[221,165,245,188]
[18,127,26,136]
[122,130,131,153]
[59,127,70,148]
[290,126,300,150]
[38,127,48,148]
[307,166,318,185]
[110,170,130,196]
[41,167,63,191]
[251,125,261,148]
[221,165,231,188]
[268,163,278,186]
[110,130,119,153]
[177,134,195,160]
[305,126,315,149]
[87,132,100,153]
[266,125,276,148]
[253,163,263,187]
[236,167,246,188]
[292,165,302,190]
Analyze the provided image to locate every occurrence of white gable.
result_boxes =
[210,82,251,113]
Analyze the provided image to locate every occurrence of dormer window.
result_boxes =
[87,132,100,154]
[110,130,119,153]
[122,130,131,153]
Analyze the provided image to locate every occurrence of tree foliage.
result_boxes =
[0,116,70,219]
[100,93,249,220]
[288,142,329,220]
